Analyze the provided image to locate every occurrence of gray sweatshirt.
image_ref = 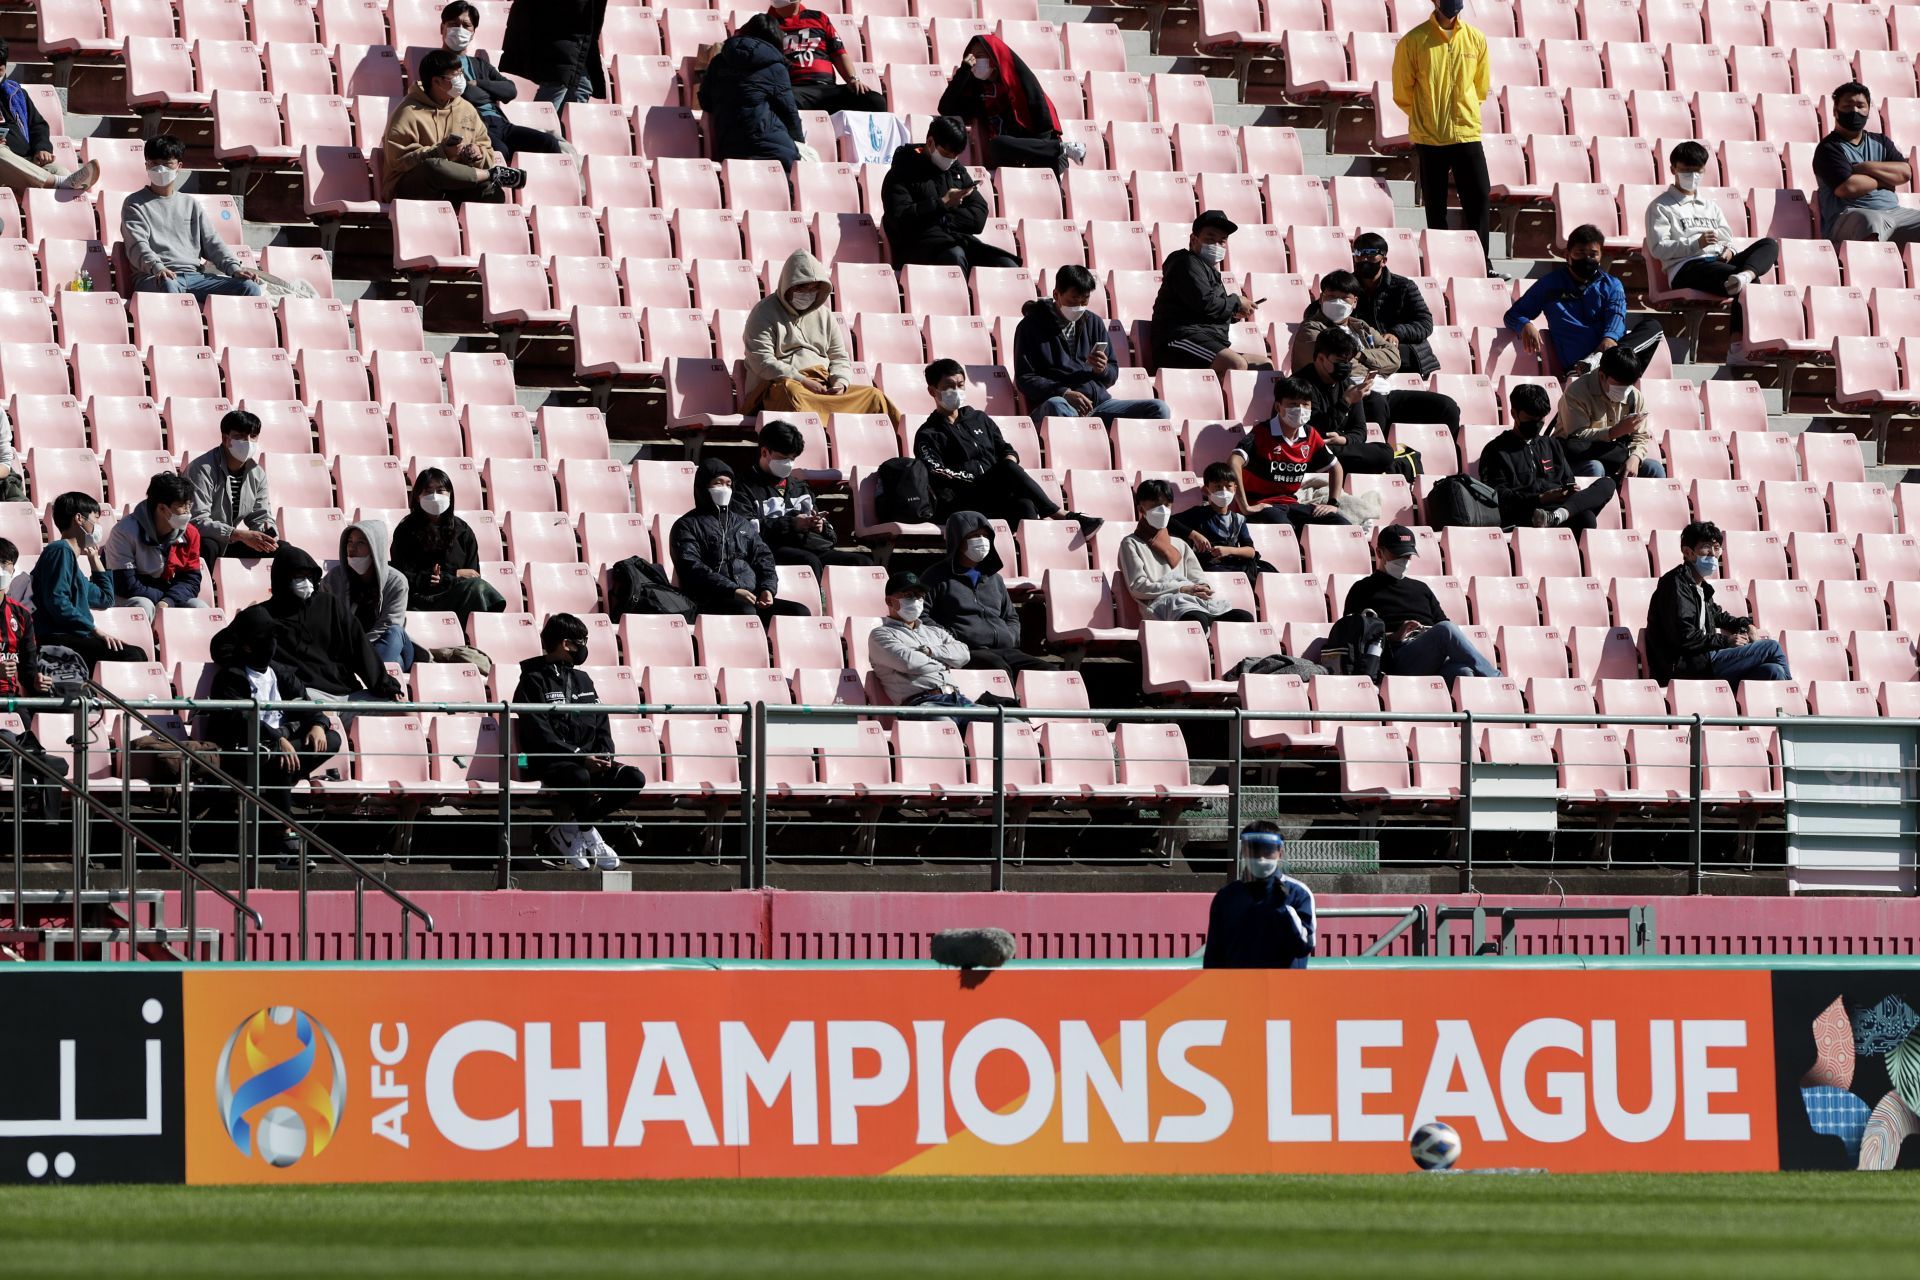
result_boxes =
[187,445,272,546]
[120,188,245,277]
[868,616,970,703]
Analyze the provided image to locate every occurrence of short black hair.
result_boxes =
[144,134,186,164]
[759,418,806,457]
[1244,819,1282,835]
[541,612,589,650]
[1833,81,1872,104]
[1669,140,1710,169]
[1274,375,1315,404]
[1509,383,1552,422]
[419,48,463,84]
[928,115,968,153]
[53,491,100,532]
[924,357,965,387]
[1317,269,1360,296]
[1313,326,1360,359]
[147,471,192,506]
[1134,478,1175,507]
[220,408,261,438]
[1202,461,1236,485]
[0,537,18,564]
[1598,346,1641,384]
[1566,223,1607,252]
[1681,521,1725,550]
[1052,263,1096,296]
[0,39,10,64]
[440,0,480,24]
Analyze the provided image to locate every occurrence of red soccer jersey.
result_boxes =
[1234,420,1334,506]
[768,7,844,84]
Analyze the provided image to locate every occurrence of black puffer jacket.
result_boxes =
[511,655,614,763]
[499,0,608,100]
[699,31,804,167]
[919,510,1020,650]
[879,144,990,267]
[1353,267,1438,376]
[668,459,779,599]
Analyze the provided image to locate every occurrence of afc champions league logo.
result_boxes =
[214,1007,347,1168]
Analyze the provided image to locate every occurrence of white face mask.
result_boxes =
[1605,381,1631,404]
[1246,855,1280,880]
[928,147,959,171]
[767,457,795,479]
[291,578,316,599]
[1320,298,1354,323]
[444,25,473,51]
[347,554,373,574]
[147,165,176,189]
[787,290,819,311]
[446,74,467,97]
[1196,241,1226,264]
[964,535,992,561]
[81,523,101,549]
[971,58,995,80]
[225,436,253,462]
[1282,405,1312,430]
[420,492,452,516]
[1207,488,1233,508]
[1058,303,1087,322]
[1675,170,1701,192]
[1143,506,1172,529]
[897,598,925,623]
[937,386,967,412]
[1380,556,1411,579]
[708,485,733,509]
[0,569,12,593]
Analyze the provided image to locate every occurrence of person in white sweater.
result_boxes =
[1644,140,1779,318]
[1119,479,1256,627]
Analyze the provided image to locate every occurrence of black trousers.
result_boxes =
[791,80,887,114]
[1670,239,1781,295]
[773,544,872,575]
[1364,388,1461,435]
[984,133,1064,170]
[1249,503,1350,530]
[220,727,340,832]
[533,760,645,824]
[935,457,1061,525]
[1175,607,1255,627]
[698,593,813,625]
[1502,475,1618,533]
[482,112,565,161]
[1612,316,1669,376]
[914,236,1022,275]
[1416,140,1492,266]
[965,646,1052,675]
[40,631,149,668]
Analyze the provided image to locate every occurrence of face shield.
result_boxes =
[1240,829,1284,881]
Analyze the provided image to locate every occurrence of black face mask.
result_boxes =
[565,641,589,666]
[1330,360,1355,384]
[242,638,277,670]
[1354,259,1383,281]
[1837,109,1870,134]
[1514,418,1541,437]
[1569,257,1603,282]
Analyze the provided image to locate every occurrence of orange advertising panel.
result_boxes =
[180,967,1779,1184]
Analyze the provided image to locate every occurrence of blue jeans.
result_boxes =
[135,270,262,298]
[371,624,415,673]
[1030,395,1175,423]
[908,687,976,727]
[1383,621,1501,683]
[1574,456,1666,478]
[1706,637,1791,685]
[537,75,594,108]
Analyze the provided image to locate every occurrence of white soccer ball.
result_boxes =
[1410,1120,1461,1171]
[256,1106,309,1168]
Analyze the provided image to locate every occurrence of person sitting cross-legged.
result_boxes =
[1479,383,1618,532]
[1014,264,1172,424]
[1645,140,1779,324]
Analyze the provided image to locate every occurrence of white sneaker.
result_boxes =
[1726,270,1754,296]
[58,159,100,192]
[544,823,589,871]
[583,827,622,871]
[1549,506,1570,527]
[1061,139,1087,165]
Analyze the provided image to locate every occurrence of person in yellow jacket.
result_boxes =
[381,48,526,203]
[1392,0,1493,271]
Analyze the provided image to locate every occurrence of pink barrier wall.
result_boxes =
[168,889,1920,961]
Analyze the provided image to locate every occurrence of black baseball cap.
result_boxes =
[1192,209,1238,236]
[1377,524,1418,558]
[884,570,927,597]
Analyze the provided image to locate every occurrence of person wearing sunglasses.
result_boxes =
[1348,231,1438,377]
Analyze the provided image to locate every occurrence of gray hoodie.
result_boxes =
[321,518,406,644]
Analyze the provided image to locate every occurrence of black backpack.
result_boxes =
[1426,473,1503,529]
[874,456,934,524]
[1322,612,1389,682]
[606,556,698,623]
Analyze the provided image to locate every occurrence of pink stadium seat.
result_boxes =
[1851,631,1920,686]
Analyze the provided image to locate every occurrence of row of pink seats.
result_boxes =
[0,291,426,358]
[1742,284,1920,357]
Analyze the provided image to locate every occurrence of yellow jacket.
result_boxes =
[1391,18,1490,147]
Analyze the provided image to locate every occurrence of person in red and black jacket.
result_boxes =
[937,33,1084,172]
[0,538,42,698]
[766,0,886,114]
[104,471,207,621]
[1229,377,1353,534]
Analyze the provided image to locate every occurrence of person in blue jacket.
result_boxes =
[1504,223,1667,378]
[698,14,806,172]
[32,491,149,668]
[1202,823,1315,969]
[1013,264,1173,424]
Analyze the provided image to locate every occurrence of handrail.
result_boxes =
[74,681,435,960]
[0,721,262,955]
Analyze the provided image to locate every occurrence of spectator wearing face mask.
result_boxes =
[735,419,872,576]
[1506,223,1667,377]
[250,546,405,704]
[869,571,1021,717]
[1293,270,1460,436]
[937,34,1084,172]
[188,409,279,560]
[428,1,564,161]
[104,471,207,620]
[35,491,151,667]
[670,459,812,624]
[1647,520,1791,686]
[122,134,263,297]
[1172,462,1277,576]
[1203,822,1315,969]
[1120,479,1256,628]
[1152,210,1262,375]
[1479,384,1618,531]
[1340,525,1499,683]
[1817,81,1920,245]
[1556,347,1667,480]
[381,48,525,204]
[1645,141,1779,318]
[391,468,508,625]
[1014,264,1173,423]
[1231,377,1352,533]
[512,612,639,871]
[916,358,1102,531]
[322,519,413,672]
[880,115,1019,273]
[743,250,904,424]
[1349,231,1438,376]
[919,511,1054,676]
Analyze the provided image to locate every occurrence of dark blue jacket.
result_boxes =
[1504,265,1627,371]
[1012,299,1119,409]
[1202,873,1316,969]
[698,33,804,168]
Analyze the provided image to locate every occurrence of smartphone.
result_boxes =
[1093,342,1109,355]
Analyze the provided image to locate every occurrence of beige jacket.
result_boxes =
[1289,311,1400,375]
[1556,370,1652,467]
[741,250,852,410]
[380,88,495,200]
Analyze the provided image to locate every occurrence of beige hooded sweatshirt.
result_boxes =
[380,86,495,200]
[741,250,852,410]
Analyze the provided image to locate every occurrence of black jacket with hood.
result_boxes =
[880,143,990,267]
[699,28,805,167]
[203,605,333,753]
[499,0,608,100]
[919,511,1020,650]
[668,459,779,599]
[511,654,615,766]
[390,502,483,601]
[1012,298,1119,410]
[1353,266,1438,376]
[1478,425,1578,523]
[216,547,400,699]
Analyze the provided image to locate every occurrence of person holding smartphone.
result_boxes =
[1479,384,1618,532]
[1554,346,1667,480]
[1013,265,1172,423]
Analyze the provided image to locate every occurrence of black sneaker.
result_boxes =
[1067,511,1103,536]
[492,166,526,190]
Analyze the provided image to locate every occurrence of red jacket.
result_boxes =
[0,595,41,697]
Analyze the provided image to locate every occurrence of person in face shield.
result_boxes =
[1203,823,1315,969]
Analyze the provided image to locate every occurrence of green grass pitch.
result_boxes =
[1,1173,1913,1277]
